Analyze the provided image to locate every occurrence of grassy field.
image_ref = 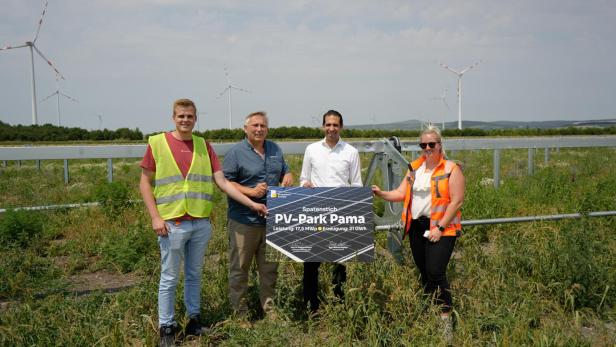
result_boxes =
[0,147,615,346]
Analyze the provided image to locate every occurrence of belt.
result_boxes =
[171,215,206,225]
[413,216,430,222]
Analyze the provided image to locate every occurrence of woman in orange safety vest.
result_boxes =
[372,125,464,339]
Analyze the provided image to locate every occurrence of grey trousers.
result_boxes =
[227,219,278,314]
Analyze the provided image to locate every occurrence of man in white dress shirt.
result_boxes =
[299,109,362,313]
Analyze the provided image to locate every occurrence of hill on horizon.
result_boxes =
[346,118,616,130]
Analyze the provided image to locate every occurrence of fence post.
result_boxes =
[63,159,69,184]
[17,160,21,168]
[2,161,6,168]
[107,158,113,183]
[528,148,534,175]
[544,148,550,166]
[493,149,501,189]
[36,160,41,171]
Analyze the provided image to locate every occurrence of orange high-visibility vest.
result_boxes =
[401,155,462,237]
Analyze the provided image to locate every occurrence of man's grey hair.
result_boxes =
[244,111,269,126]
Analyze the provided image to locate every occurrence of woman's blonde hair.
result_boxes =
[420,124,446,158]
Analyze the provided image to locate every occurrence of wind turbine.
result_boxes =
[439,60,481,130]
[429,89,450,130]
[217,67,250,129]
[197,111,206,133]
[94,114,103,130]
[0,0,65,125]
[41,73,78,126]
[310,115,320,126]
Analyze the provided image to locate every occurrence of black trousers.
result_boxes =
[409,217,456,313]
[303,262,346,312]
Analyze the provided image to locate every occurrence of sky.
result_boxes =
[1,0,615,133]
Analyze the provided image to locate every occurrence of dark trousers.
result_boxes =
[409,217,456,313]
[303,262,346,312]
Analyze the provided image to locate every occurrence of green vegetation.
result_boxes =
[0,209,45,249]
[0,147,615,345]
[1,120,615,142]
[94,181,133,217]
[0,120,143,141]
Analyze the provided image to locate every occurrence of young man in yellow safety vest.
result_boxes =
[139,99,267,347]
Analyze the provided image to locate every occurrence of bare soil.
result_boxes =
[68,270,141,293]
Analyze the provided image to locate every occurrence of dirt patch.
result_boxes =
[205,253,222,264]
[0,301,12,312]
[69,270,141,293]
[52,255,71,268]
[480,241,497,255]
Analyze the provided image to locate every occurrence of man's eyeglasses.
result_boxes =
[419,142,439,149]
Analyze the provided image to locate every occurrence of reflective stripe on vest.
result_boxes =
[149,133,214,220]
[401,155,462,237]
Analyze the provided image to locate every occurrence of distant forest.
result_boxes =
[1,121,615,142]
[0,121,143,142]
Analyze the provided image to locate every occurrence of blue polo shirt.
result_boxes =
[223,138,289,225]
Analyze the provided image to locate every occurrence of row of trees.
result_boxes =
[0,121,143,142]
[187,125,616,140]
[1,121,615,142]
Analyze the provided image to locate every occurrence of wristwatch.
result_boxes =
[436,224,445,232]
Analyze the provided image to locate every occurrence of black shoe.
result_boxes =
[185,316,209,337]
[159,325,176,347]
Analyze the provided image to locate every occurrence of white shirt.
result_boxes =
[300,138,363,188]
[411,163,432,218]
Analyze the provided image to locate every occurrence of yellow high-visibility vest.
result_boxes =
[150,133,213,220]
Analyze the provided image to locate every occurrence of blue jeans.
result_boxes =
[158,218,212,327]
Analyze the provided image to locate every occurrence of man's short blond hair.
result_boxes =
[244,111,269,126]
[173,98,197,115]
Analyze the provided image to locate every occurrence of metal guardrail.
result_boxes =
[374,211,616,231]
[1,135,616,160]
[2,136,616,186]
[0,202,99,214]
[3,200,614,226]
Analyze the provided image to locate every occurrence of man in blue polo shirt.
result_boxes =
[223,111,293,320]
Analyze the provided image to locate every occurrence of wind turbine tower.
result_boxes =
[430,88,450,130]
[217,67,250,129]
[439,60,481,130]
[95,114,103,130]
[41,73,78,126]
[0,0,64,125]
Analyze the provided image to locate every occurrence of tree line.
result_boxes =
[0,121,143,141]
[177,126,616,140]
[1,121,615,142]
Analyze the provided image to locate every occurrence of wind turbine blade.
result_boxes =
[230,85,250,93]
[0,43,29,50]
[32,45,64,79]
[224,66,231,84]
[460,60,482,75]
[439,62,460,75]
[59,92,78,102]
[32,0,49,43]
[443,99,451,111]
[217,86,229,98]
[41,91,57,102]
